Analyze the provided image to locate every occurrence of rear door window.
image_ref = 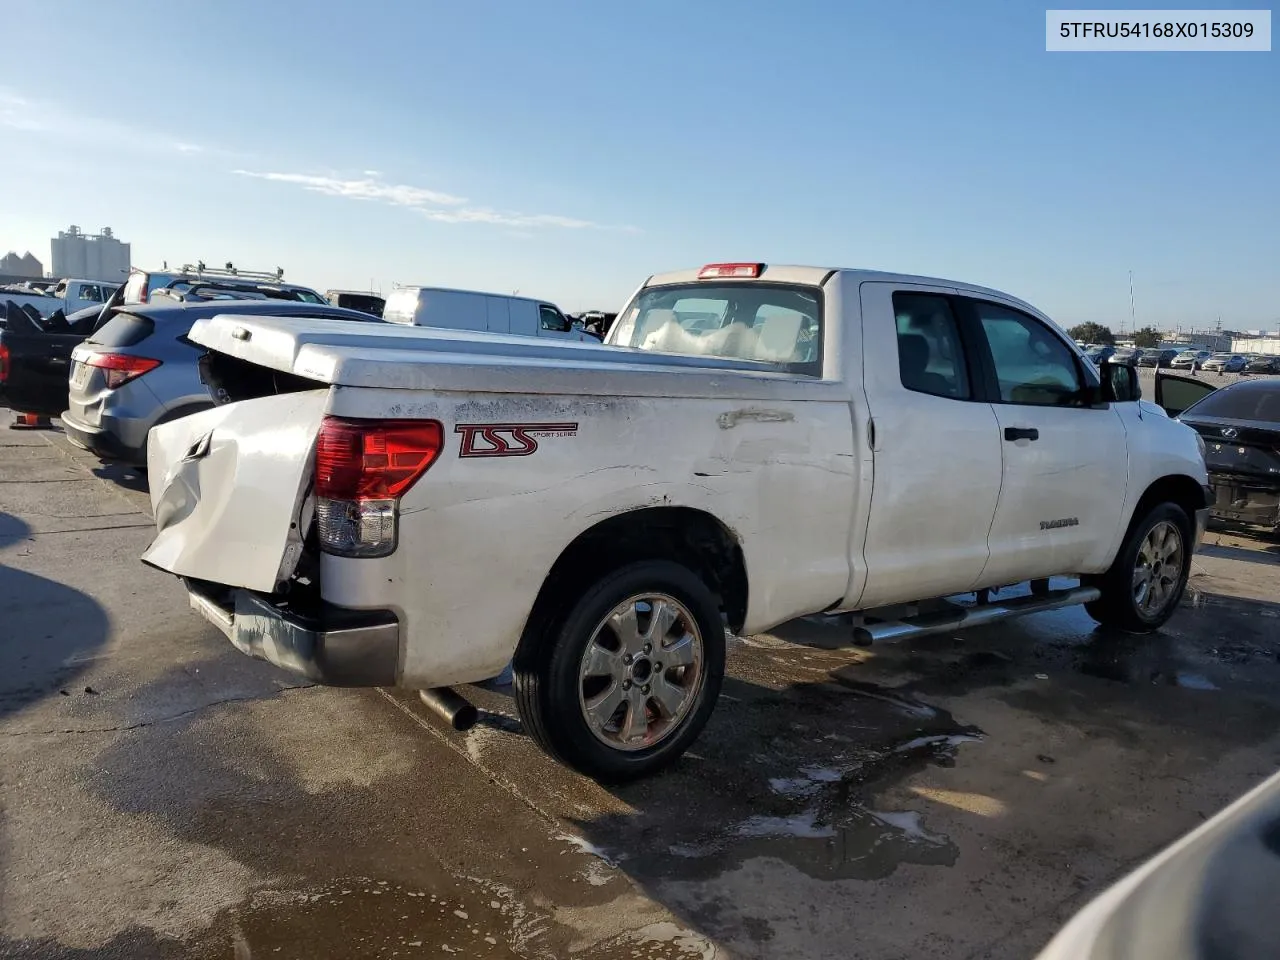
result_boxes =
[892,293,971,399]
[86,312,155,348]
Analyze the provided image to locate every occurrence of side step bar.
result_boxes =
[853,585,1100,645]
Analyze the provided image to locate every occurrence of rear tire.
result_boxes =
[514,560,725,783]
[1084,502,1192,632]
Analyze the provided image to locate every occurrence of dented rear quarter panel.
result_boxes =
[321,384,857,688]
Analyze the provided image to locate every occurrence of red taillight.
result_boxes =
[0,343,9,383]
[85,353,161,389]
[314,417,444,558]
[698,262,764,280]
[315,417,443,501]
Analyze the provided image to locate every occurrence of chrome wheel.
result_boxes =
[577,593,705,752]
[1132,520,1184,618]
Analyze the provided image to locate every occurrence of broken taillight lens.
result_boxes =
[85,353,161,389]
[313,416,443,558]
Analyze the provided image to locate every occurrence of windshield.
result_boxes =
[1184,384,1280,423]
[610,283,822,374]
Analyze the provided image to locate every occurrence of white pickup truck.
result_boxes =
[142,263,1212,781]
[0,278,118,318]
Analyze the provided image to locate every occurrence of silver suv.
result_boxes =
[61,300,377,466]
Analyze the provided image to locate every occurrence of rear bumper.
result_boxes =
[1206,476,1280,530]
[187,582,400,686]
[61,412,145,463]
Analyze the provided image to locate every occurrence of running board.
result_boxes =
[852,585,1100,645]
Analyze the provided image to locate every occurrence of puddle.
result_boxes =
[727,804,957,881]
[196,879,527,959]
[652,715,977,882]
[192,875,712,959]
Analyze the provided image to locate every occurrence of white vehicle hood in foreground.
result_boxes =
[141,391,328,592]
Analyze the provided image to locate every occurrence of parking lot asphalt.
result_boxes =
[3,407,1280,960]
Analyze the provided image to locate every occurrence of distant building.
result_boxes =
[1232,334,1280,357]
[0,250,43,278]
[50,225,131,283]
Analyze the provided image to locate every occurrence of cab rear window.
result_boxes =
[612,283,822,375]
[87,312,155,348]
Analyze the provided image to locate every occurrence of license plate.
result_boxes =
[70,361,91,388]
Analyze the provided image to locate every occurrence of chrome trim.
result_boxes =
[186,585,400,687]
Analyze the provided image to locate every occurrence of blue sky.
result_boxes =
[1,1,1276,328]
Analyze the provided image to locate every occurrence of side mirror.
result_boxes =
[1099,359,1141,403]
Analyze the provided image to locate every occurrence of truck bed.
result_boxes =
[190,313,838,402]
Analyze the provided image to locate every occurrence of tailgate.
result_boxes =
[142,390,329,592]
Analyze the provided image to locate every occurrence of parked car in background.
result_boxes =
[382,286,592,341]
[1244,355,1280,374]
[140,262,1209,781]
[0,278,119,318]
[326,290,386,317]
[1156,374,1280,531]
[0,298,115,414]
[1084,345,1116,365]
[61,300,379,466]
[1172,349,1212,370]
[1202,353,1247,373]
[121,265,326,306]
[572,311,617,340]
[1137,348,1179,368]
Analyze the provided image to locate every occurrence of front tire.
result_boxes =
[514,560,726,782]
[1084,502,1192,631]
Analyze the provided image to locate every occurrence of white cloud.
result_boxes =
[233,169,634,232]
[233,170,466,208]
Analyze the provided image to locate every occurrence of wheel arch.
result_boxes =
[1126,473,1210,540]
[514,506,748,667]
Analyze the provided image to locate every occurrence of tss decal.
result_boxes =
[455,422,579,458]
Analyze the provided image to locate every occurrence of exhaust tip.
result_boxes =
[419,687,479,732]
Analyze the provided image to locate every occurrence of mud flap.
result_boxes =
[141,390,329,592]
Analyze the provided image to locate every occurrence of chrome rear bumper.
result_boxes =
[188,584,399,687]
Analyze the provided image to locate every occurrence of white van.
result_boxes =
[381,287,592,341]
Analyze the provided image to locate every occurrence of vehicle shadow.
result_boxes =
[91,460,149,494]
[0,513,112,949]
[0,513,111,722]
[0,931,187,959]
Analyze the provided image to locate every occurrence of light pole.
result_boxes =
[1128,270,1136,333]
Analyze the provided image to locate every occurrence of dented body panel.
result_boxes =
[143,392,327,592]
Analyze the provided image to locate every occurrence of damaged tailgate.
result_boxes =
[142,391,329,592]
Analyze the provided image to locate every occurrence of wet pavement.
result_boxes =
[3,408,1280,959]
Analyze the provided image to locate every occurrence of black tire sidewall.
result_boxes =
[1112,502,1194,628]
[539,560,726,782]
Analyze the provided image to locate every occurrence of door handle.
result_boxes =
[1004,427,1039,442]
